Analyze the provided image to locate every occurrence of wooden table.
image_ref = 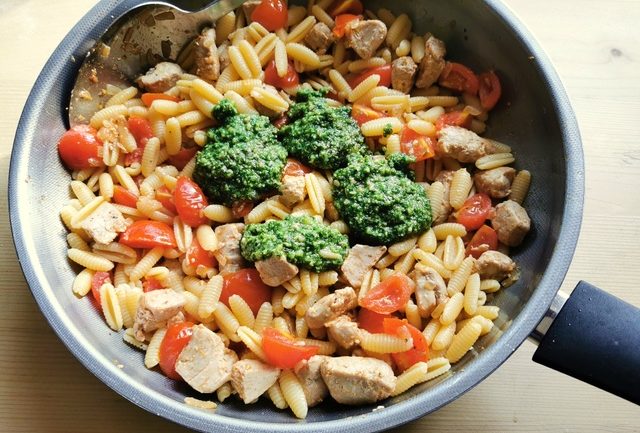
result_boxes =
[1,0,639,431]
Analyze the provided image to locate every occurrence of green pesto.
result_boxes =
[382,123,393,137]
[278,88,367,170]
[333,153,432,245]
[193,99,287,205]
[240,215,349,272]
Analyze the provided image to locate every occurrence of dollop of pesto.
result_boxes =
[193,99,287,205]
[333,153,432,245]
[241,215,349,272]
[278,88,367,170]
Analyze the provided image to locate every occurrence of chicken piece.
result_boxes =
[341,245,387,288]
[320,356,396,405]
[230,359,281,404]
[475,250,516,281]
[415,34,446,88]
[280,174,306,207]
[80,202,128,244]
[133,289,185,341]
[194,27,220,82]
[242,0,261,22]
[345,20,387,59]
[436,126,489,163]
[214,223,245,274]
[412,264,449,317]
[304,22,335,54]
[491,200,531,246]
[218,42,230,71]
[326,315,361,349]
[305,287,358,329]
[135,62,184,93]
[175,324,238,393]
[474,167,516,199]
[255,256,299,287]
[391,56,418,94]
[294,355,330,407]
[433,170,455,224]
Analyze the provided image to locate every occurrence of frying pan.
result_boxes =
[8,0,640,431]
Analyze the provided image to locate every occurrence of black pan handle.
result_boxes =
[532,281,640,404]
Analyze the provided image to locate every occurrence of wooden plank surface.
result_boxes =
[0,0,639,431]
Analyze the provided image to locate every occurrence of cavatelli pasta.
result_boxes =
[447,256,475,296]
[360,332,413,353]
[279,369,308,419]
[476,152,515,170]
[446,321,482,363]
[393,361,429,396]
[229,294,256,328]
[144,328,167,368]
[510,169,531,204]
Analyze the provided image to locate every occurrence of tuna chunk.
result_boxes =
[214,223,245,274]
[175,325,238,393]
[341,244,387,288]
[133,289,185,341]
[294,355,330,407]
[304,22,335,54]
[194,27,220,82]
[80,202,127,244]
[305,287,358,329]
[230,359,280,403]
[135,62,184,93]
[320,356,396,405]
[433,170,455,224]
[391,56,418,94]
[415,35,446,88]
[474,167,516,199]
[475,250,515,280]
[280,174,306,207]
[345,20,387,59]
[436,126,489,163]
[255,256,299,287]
[412,264,449,317]
[242,0,261,22]
[491,200,531,246]
[326,315,361,349]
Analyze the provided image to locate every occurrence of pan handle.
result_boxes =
[530,281,640,404]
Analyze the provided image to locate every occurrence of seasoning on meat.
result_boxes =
[294,355,330,406]
[433,170,455,224]
[280,174,307,207]
[135,62,185,93]
[436,126,489,163]
[475,250,516,280]
[491,200,531,246]
[391,56,418,94]
[345,20,387,59]
[230,359,281,403]
[320,356,396,405]
[474,167,516,199]
[80,202,128,244]
[411,264,449,317]
[255,256,299,287]
[194,27,220,82]
[214,223,245,274]
[341,244,387,288]
[133,289,185,341]
[325,315,361,349]
[415,34,446,88]
[305,287,358,329]
[304,22,335,54]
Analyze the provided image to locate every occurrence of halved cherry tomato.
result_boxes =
[221,268,272,315]
[328,0,363,17]
[159,322,194,380]
[124,148,143,166]
[186,238,216,269]
[456,193,492,231]
[383,318,429,372]
[251,0,288,31]
[112,185,139,208]
[333,14,360,38]
[231,200,254,219]
[143,277,164,292]
[351,104,384,126]
[357,308,391,334]
[174,176,208,227]
[439,62,480,95]
[58,125,103,170]
[264,60,300,90]
[465,225,498,259]
[283,158,313,176]
[360,273,415,314]
[478,71,502,111]
[155,186,177,215]
[262,327,319,369]
[168,147,198,171]
[435,110,472,131]
[127,117,154,146]
[141,93,180,107]
[91,271,112,309]
[348,64,392,88]
[400,127,436,161]
[119,220,177,249]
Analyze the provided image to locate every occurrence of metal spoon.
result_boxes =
[69,0,247,126]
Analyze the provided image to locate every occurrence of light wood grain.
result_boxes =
[1,0,639,432]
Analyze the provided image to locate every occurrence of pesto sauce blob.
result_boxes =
[278,88,367,170]
[333,153,432,245]
[193,99,287,205]
[240,215,350,272]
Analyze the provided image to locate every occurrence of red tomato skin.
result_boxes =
[58,125,103,170]
[186,238,216,269]
[159,322,194,380]
[400,128,436,161]
[251,0,288,31]
[262,328,320,369]
[174,176,208,227]
[351,104,384,126]
[478,71,502,111]
[456,193,492,231]
[328,0,364,17]
[348,65,392,88]
[383,318,429,371]
[221,269,272,315]
[119,220,177,249]
[143,277,164,292]
[168,147,198,171]
[141,93,180,107]
[465,225,499,258]
[360,273,415,314]
[435,111,472,131]
[283,158,313,177]
[333,14,360,38]
[112,185,139,208]
[127,117,154,146]
[357,308,392,333]
[155,186,177,215]
[91,271,112,309]
[264,60,300,90]
[439,62,480,95]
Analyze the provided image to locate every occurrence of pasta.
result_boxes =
[279,369,308,419]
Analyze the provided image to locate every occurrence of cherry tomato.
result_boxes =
[435,110,472,131]
[112,185,139,208]
[168,147,198,171]
[465,225,498,259]
[360,273,414,314]
[478,71,502,111]
[328,0,363,17]
[143,277,164,292]
[159,322,194,380]
[262,327,319,369]
[91,271,112,309]
[357,308,391,334]
[456,193,492,231]
[58,125,103,170]
[119,220,177,249]
[155,186,177,215]
[124,148,143,166]
[174,176,208,227]
[231,200,254,219]
[283,158,313,176]
[383,318,429,372]
[351,104,384,126]
[348,64,392,88]
[400,128,436,161]
[333,14,360,38]
[186,238,216,269]
[141,93,180,107]
[251,0,288,31]
[264,60,300,90]
[127,117,154,146]
[438,62,480,95]
[221,269,272,315]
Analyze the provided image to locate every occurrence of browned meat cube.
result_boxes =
[412,264,449,317]
[345,20,387,59]
[280,174,306,207]
[491,200,531,246]
[304,22,335,54]
[415,35,446,88]
[194,27,220,82]
[294,355,330,407]
[133,289,185,340]
[80,202,128,245]
[305,287,357,329]
[255,256,299,287]
[320,356,396,404]
[433,170,455,224]
[230,359,280,403]
[475,250,516,280]
[474,167,516,199]
[341,244,387,288]
[391,56,418,93]
[326,315,361,349]
[135,62,184,93]
[214,223,245,274]
[436,126,489,163]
